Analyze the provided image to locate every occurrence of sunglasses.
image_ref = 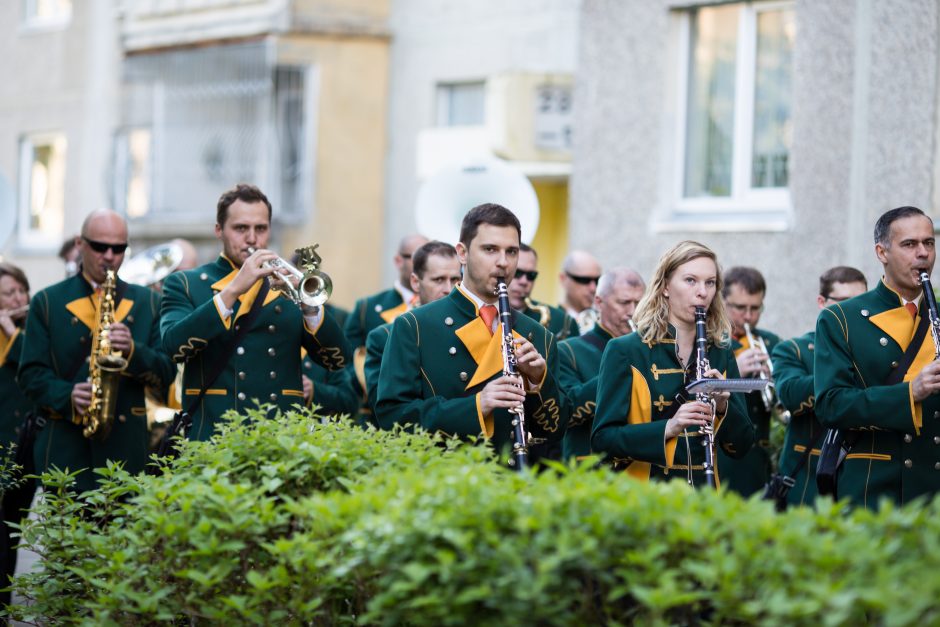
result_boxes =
[566,272,599,285]
[83,237,128,255]
[514,269,539,281]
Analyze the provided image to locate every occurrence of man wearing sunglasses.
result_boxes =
[768,266,867,509]
[718,266,783,497]
[558,250,602,335]
[18,209,175,493]
[508,244,579,341]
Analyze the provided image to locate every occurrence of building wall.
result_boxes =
[384,0,581,289]
[0,0,120,290]
[573,0,940,338]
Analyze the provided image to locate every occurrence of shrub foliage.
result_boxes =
[7,407,940,625]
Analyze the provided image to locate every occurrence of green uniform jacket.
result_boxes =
[302,354,359,418]
[557,324,613,460]
[374,287,566,454]
[592,328,755,488]
[160,256,351,441]
[18,274,173,492]
[771,331,821,507]
[345,286,410,350]
[815,279,940,509]
[0,329,36,449]
[716,328,781,496]
[520,300,580,341]
[364,322,391,415]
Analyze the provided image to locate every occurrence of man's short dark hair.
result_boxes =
[874,206,930,246]
[819,266,867,298]
[412,241,457,278]
[216,184,273,227]
[458,203,522,247]
[57,236,78,261]
[0,262,29,294]
[722,266,766,298]
[519,242,537,257]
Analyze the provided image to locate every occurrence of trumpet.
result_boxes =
[248,245,332,307]
[743,322,790,424]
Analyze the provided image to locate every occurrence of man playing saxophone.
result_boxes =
[18,210,174,493]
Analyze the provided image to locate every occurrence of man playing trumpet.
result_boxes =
[160,184,351,441]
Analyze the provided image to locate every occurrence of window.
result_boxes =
[436,82,486,126]
[114,42,312,224]
[22,0,72,28]
[18,133,67,248]
[668,1,794,230]
[534,84,573,151]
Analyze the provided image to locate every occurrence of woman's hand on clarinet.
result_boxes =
[701,367,730,414]
[664,400,714,439]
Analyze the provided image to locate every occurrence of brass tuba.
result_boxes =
[84,269,128,439]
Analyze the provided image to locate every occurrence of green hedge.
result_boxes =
[7,407,940,625]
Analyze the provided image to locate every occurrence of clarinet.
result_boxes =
[496,280,529,471]
[920,272,940,359]
[693,306,718,489]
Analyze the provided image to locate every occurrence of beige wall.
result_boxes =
[277,34,389,310]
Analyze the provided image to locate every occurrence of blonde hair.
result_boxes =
[632,240,731,346]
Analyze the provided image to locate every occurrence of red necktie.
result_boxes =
[905,302,918,319]
[480,304,498,335]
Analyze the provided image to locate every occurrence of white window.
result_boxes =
[22,0,72,29]
[113,128,152,219]
[665,1,794,231]
[18,132,67,249]
[436,82,486,127]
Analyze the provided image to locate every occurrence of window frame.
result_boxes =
[17,131,68,250]
[20,0,72,31]
[435,81,487,127]
[660,0,793,232]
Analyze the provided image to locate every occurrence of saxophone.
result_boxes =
[524,297,551,328]
[83,269,127,439]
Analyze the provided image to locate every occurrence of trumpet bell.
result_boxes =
[119,242,185,286]
[299,270,332,307]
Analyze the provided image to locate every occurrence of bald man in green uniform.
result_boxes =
[375,204,566,457]
[508,243,579,341]
[18,210,174,493]
[769,266,867,509]
[559,267,644,460]
[160,184,351,441]
[717,266,780,496]
[816,206,940,509]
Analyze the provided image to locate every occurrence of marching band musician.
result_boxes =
[592,241,754,487]
[559,267,644,461]
[374,204,566,456]
[559,250,602,335]
[0,262,36,603]
[364,241,462,414]
[816,206,940,509]
[160,184,351,441]
[508,243,579,341]
[18,210,174,492]
[770,266,867,508]
[718,267,781,497]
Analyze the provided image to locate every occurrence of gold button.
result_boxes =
[904,434,913,443]
[904,459,913,468]
[459,372,468,381]
[238,372,246,380]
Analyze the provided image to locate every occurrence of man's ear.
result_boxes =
[455,242,468,266]
[410,272,420,294]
